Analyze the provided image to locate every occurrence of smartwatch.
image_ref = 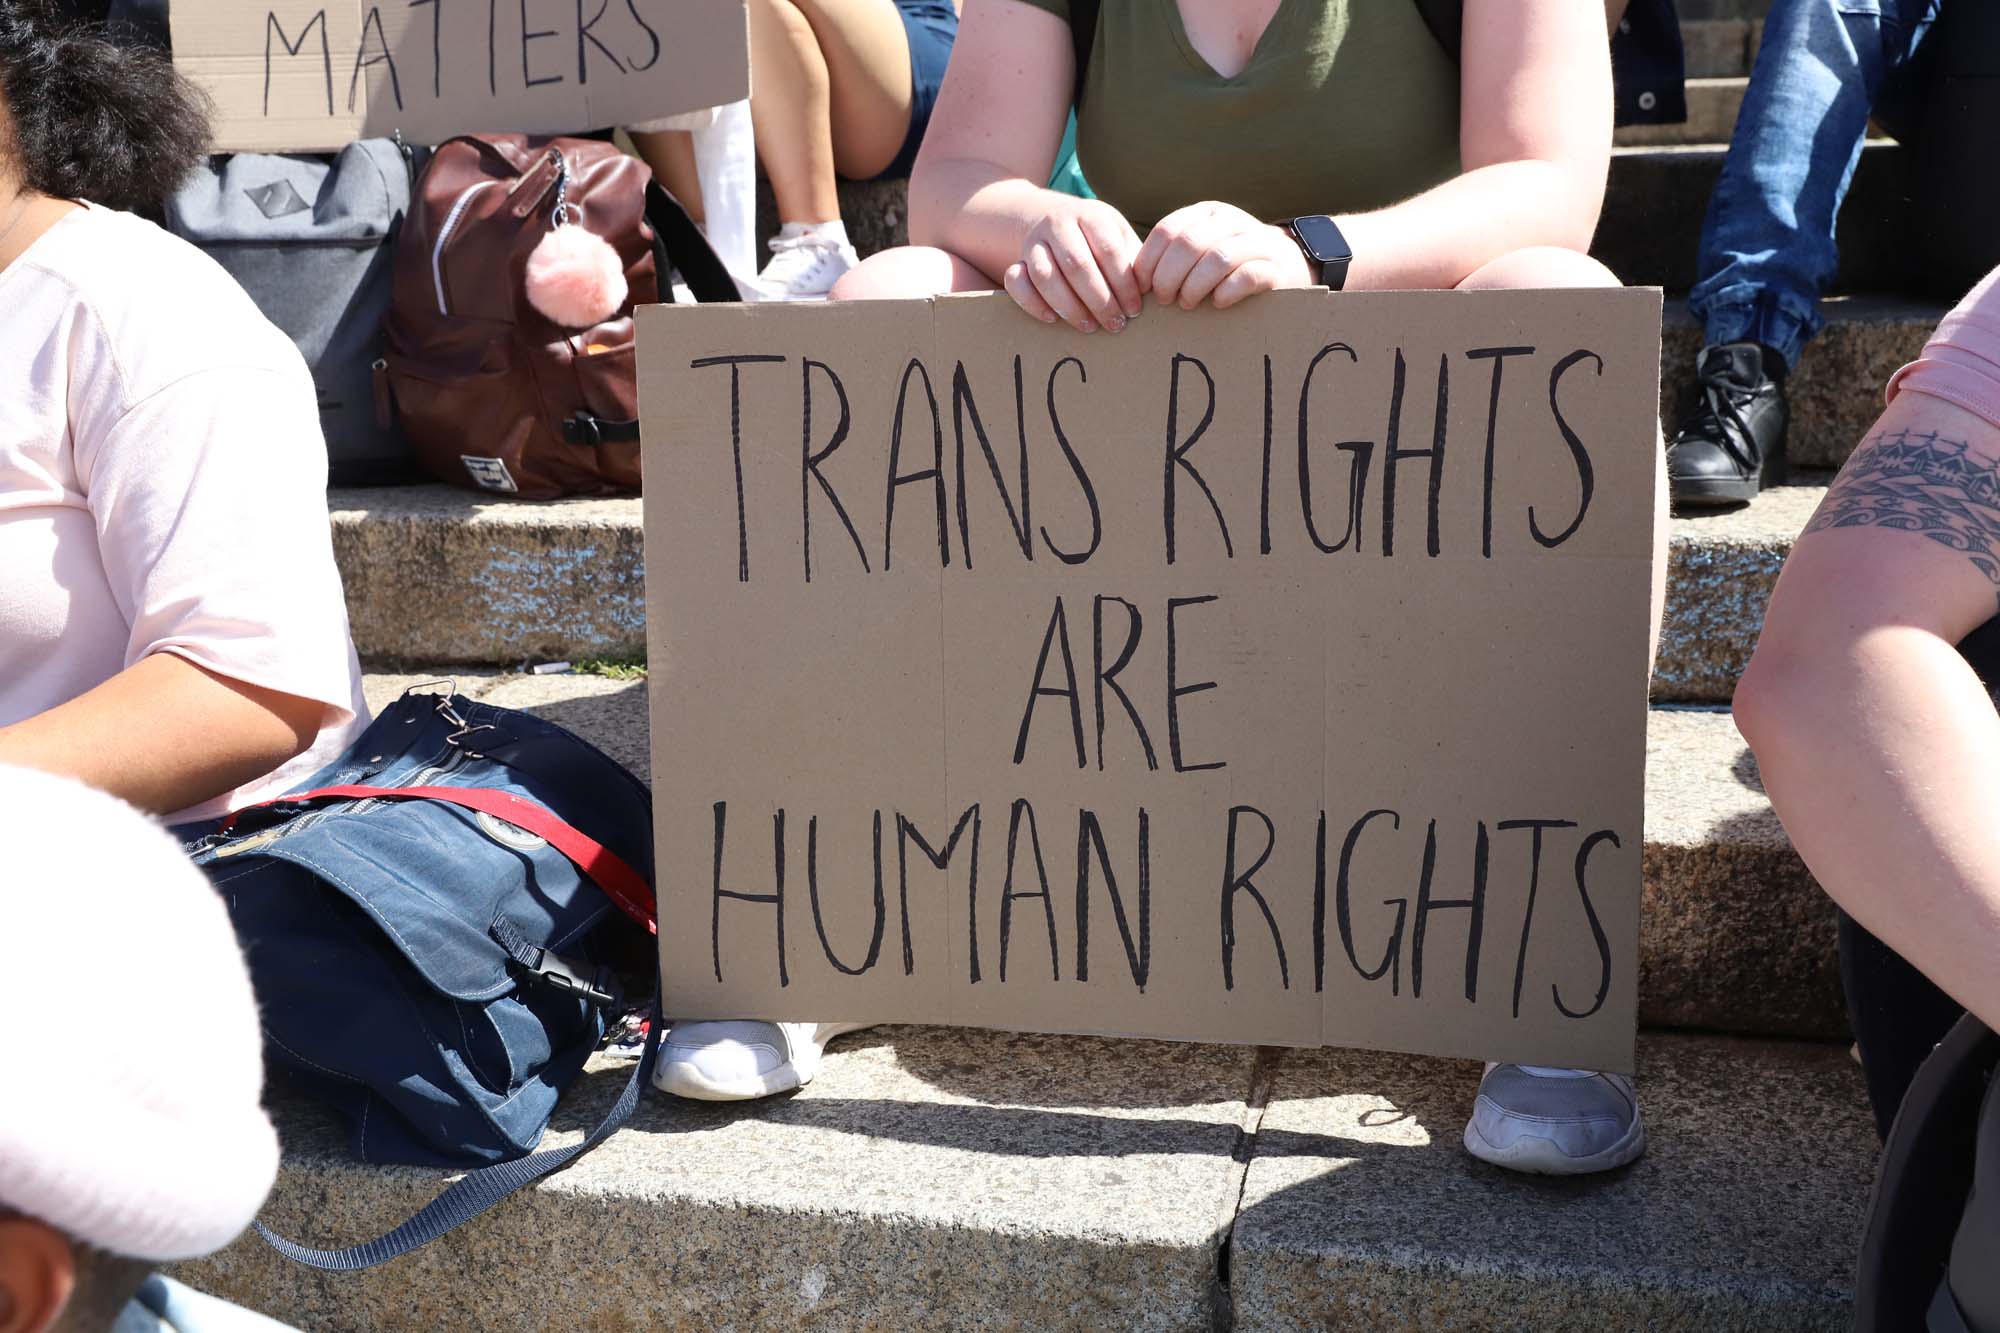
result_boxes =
[1285,215,1353,291]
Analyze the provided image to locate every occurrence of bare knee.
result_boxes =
[1458,246,1620,291]
[830,246,997,301]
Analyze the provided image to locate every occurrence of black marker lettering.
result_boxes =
[348,7,401,112]
[1555,830,1618,1019]
[1001,799,1060,982]
[263,10,333,117]
[690,354,784,584]
[1220,805,1288,990]
[1496,818,1578,1019]
[800,358,871,582]
[576,0,625,80]
[623,0,662,70]
[951,359,1033,569]
[1313,812,1327,991]
[521,0,563,87]
[710,802,788,987]
[1075,809,1150,990]
[1040,356,1100,564]
[1092,595,1157,771]
[1260,354,1274,555]
[1534,350,1602,548]
[1336,809,1408,993]
[804,814,885,976]
[1410,818,1484,1001]
[882,358,949,571]
[1297,342,1370,554]
[1166,595,1224,773]
[407,0,443,98]
[1382,351,1446,558]
[898,807,980,979]
[1466,346,1535,558]
[1013,597,1087,768]
[1163,353,1232,564]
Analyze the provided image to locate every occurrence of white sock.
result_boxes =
[777,218,850,248]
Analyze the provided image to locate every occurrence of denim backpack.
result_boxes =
[188,684,663,1269]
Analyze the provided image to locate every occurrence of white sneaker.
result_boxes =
[745,223,858,302]
[652,1020,873,1101]
[1462,1063,1647,1175]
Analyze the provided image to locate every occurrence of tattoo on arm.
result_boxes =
[1805,429,2000,595]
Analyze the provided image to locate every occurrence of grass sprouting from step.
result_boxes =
[575,655,648,680]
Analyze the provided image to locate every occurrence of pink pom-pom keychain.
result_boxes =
[524,156,627,329]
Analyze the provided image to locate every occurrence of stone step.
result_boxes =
[175,673,1861,1326]
[1597,142,1909,294]
[175,1020,1872,1331]
[1675,0,1770,19]
[342,670,1839,1039]
[1614,76,1746,147]
[1679,16,1762,79]
[1664,296,1941,470]
[1659,481,1820,705]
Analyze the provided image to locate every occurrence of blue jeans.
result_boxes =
[1689,0,1941,370]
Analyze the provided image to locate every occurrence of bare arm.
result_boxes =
[907,0,1081,275]
[1335,0,1613,290]
[0,653,322,818]
[1734,392,2000,1032]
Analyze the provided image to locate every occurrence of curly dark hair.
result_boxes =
[0,0,211,212]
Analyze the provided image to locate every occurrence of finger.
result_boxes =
[1133,204,1208,293]
[1080,214,1144,319]
[1177,239,1246,309]
[1049,223,1125,331]
[1211,258,1285,310]
[1148,223,1214,307]
[1004,263,1060,323]
[1026,241,1097,332]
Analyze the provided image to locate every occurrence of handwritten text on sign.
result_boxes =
[639,290,1661,1072]
[172,0,749,153]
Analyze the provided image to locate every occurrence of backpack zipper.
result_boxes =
[432,180,499,316]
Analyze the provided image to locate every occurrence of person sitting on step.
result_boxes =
[1735,264,2000,1331]
[0,765,295,1333]
[0,1,367,826]
[1736,262,2000,1143]
[1668,0,2000,507]
[652,0,1670,1181]
[633,0,963,301]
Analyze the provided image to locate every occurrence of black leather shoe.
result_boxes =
[1668,342,1790,507]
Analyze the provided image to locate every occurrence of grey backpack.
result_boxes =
[167,140,425,487]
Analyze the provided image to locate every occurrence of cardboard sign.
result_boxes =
[173,0,749,153]
[639,289,1661,1072]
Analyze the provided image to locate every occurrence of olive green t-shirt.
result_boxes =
[1017,0,1461,231]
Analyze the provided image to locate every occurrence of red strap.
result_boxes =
[222,785,657,936]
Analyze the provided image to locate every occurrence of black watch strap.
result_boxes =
[1286,216,1352,292]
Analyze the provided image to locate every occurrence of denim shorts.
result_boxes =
[873,0,960,181]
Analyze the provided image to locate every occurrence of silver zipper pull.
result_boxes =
[549,149,573,230]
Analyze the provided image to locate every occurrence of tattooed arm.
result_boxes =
[1735,389,2000,1034]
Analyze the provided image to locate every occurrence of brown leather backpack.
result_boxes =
[382,134,734,499]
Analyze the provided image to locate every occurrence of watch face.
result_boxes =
[1291,215,1351,263]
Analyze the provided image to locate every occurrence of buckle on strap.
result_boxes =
[563,412,641,448]
[490,917,618,1007]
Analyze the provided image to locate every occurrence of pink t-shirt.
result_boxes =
[0,205,368,824]
[1887,264,2000,430]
